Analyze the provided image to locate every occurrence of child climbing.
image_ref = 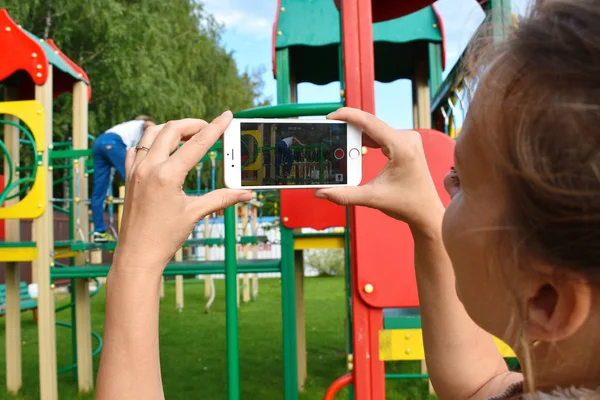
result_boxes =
[96,1,600,399]
[91,115,155,242]
[275,134,305,176]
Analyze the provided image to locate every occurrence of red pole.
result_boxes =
[341,0,387,398]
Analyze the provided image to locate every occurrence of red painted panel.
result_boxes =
[333,0,434,23]
[333,0,485,23]
[0,9,48,86]
[46,39,92,101]
[280,189,345,229]
[0,175,4,240]
[356,130,455,309]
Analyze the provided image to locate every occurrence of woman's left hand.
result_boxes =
[114,111,251,274]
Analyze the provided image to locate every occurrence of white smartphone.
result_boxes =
[223,118,362,190]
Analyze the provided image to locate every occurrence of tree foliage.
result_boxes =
[1,0,270,195]
[2,0,269,140]
[305,249,345,277]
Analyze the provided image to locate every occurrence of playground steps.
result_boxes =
[0,281,37,318]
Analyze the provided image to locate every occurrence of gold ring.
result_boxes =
[135,145,150,152]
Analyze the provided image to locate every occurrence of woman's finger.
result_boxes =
[186,188,252,221]
[146,119,208,162]
[125,149,136,183]
[133,123,165,166]
[327,107,393,148]
[168,111,233,175]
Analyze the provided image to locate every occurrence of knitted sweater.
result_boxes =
[487,382,600,399]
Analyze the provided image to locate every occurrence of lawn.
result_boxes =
[0,277,432,399]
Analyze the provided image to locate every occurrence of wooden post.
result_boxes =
[72,81,94,392]
[117,186,125,231]
[412,56,431,130]
[251,203,259,299]
[33,65,58,400]
[240,204,251,303]
[3,88,22,394]
[175,249,184,312]
[242,275,250,303]
[203,215,212,298]
[294,249,307,391]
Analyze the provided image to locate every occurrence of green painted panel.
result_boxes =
[23,29,88,84]
[276,1,441,49]
[383,308,422,329]
[276,0,442,84]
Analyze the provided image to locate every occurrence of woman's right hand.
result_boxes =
[315,107,445,232]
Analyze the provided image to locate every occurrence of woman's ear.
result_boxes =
[524,271,592,343]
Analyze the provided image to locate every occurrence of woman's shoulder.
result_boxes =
[487,382,600,400]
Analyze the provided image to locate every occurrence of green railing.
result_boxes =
[234,102,343,118]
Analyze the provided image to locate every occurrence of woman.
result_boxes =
[96,1,600,398]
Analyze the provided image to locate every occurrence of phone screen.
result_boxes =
[240,121,348,187]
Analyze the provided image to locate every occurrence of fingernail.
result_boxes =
[314,191,328,199]
[221,110,232,117]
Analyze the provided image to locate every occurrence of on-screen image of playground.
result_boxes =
[240,122,348,186]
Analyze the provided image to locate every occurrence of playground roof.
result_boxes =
[0,9,91,101]
[332,0,486,23]
[272,0,445,84]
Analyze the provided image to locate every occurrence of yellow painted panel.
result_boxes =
[0,247,38,262]
[294,236,344,250]
[379,329,425,361]
[242,130,263,171]
[379,329,516,361]
[0,101,46,219]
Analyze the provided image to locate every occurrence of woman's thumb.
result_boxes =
[188,189,252,220]
[314,186,370,207]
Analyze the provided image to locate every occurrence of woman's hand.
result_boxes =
[114,111,251,273]
[315,107,444,232]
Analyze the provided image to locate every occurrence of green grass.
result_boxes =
[0,277,432,399]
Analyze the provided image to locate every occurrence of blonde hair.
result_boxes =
[462,0,600,393]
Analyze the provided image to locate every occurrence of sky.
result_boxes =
[201,0,532,129]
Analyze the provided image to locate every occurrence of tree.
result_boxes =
[1,0,268,195]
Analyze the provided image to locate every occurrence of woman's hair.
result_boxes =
[466,0,600,285]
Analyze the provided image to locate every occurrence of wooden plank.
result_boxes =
[72,81,93,392]
[203,216,212,299]
[294,249,307,391]
[175,249,184,312]
[33,65,58,400]
[3,87,22,394]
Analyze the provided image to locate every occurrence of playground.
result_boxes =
[241,122,347,186]
[1,0,518,399]
[0,278,436,400]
